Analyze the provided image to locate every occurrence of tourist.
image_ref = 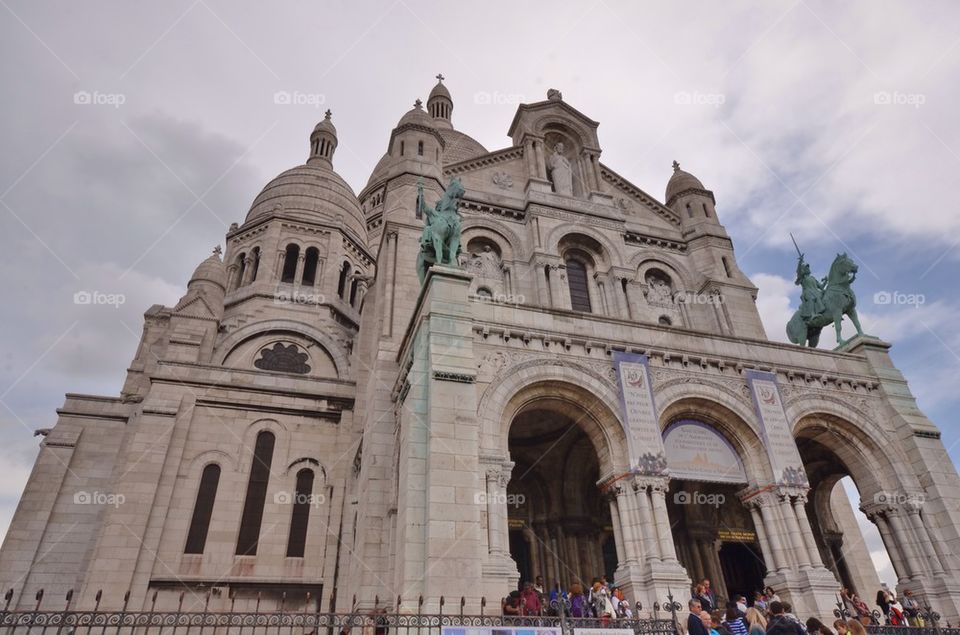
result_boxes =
[548,582,568,616]
[779,602,803,629]
[764,601,804,635]
[724,606,748,635]
[754,592,768,614]
[845,619,868,635]
[503,589,521,615]
[711,611,731,635]
[876,587,891,623]
[520,581,541,616]
[695,583,715,612]
[901,590,923,627]
[703,611,718,635]
[832,619,848,635]
[805,617,835,635]
[735,596,748,617]
[703,579,718,612]
[570,583,589,618]
[689,600,709,635]
[764,587,781,603]
[746,607,767,635]
[850,593,872,624]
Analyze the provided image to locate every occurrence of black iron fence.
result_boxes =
[0,589,681,635]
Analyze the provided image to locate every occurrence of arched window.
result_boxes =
[235,253,246,289]
[184,463,220,554]
[286,468,315,557]
[658,315,672,326]
[302,247,320,286]
[565,259,591,312]
[686,203,693,219]
[476,287,493,300]
[349,278,359,307]
[703,202,710,218]
[338,262,352,299]
[250,247,261,282]
[236,431,276,556]
[400,140,405,156]
[281,244,299,284]
[417,140,424,156]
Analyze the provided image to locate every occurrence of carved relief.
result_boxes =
[492,171,513,190]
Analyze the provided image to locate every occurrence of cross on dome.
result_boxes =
[435,73,444,82]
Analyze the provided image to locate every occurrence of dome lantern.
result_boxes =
[426,73,453,129]
[308,109,338,168]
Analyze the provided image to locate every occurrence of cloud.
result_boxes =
[752,272,797,344]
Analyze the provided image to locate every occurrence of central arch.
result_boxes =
[485,373,630,591]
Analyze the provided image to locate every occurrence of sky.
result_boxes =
[2,0,960,591]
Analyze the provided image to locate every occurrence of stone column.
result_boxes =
[535,261,551,307]
[868,509,911,583]
[780,492,811,569]
[757,496,789,573]
[533,140,547,180]
[749,504,776,572]
[524,138,537,178]
[888,511,923,579]
[908,505,946,576]
[485,467,504,556]
[615,486,639,564]
[610,497,626,567]
[793,492,824,568]
[635,483,661,562]
[650,481,679,563]
[241,254,255,285]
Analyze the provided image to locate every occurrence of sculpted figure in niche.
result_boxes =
[465,244,502,279]
[548,142,574,196]
[646,272,673,305]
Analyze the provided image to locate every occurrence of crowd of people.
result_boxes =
[502,574,934,632]
[501,575,634,618]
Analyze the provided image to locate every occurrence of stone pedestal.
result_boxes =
[393,265,494,613]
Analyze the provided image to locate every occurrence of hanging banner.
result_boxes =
[663,419,747,484]
[745,370,808,486]
[613,351,668,476]
[442,628,562,635]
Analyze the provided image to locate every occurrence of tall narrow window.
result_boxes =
[281,244,299,283]
[349,279,359,307]
[686,203,693,218]
[703,202,711,218]
[337,262,352,299]
[302,247,319,286]
[236,431,276,556]
[417,140,424,156]
[400,141,405,156]
[250,247,261,282]
[184,464,220,554]
[566,259,592,312]
[286,468,315,557]
[235,253,246,289]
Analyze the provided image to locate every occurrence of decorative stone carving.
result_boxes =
[492,171,513,190]
[645,272,674,306]
[254,342,311,374]
[464,245,503,280]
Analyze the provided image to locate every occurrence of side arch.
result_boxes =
[216,319,349,378]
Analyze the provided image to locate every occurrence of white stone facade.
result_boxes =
[1,80,959,624]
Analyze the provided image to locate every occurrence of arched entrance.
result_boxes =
[795,416,902,595]
[506,405,616,589]
[661,418,766,603]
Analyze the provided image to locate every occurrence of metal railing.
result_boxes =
[0,589,681,635]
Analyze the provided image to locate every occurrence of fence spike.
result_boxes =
[374,595,379,608]
[34,588,43,610]
[397,595,401,611]
[439,596,445,607]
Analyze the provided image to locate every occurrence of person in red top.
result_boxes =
[520,582,542,616]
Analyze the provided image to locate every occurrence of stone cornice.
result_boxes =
[443,146,524,176]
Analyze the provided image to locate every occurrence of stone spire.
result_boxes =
[308,109,337,168]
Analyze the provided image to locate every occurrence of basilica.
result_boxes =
[1,78,959,624]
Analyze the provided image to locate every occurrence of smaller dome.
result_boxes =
[428,77,451,102]
[397,99,434,128]
[189,247,228,291]
[665,160,706,202]
[313,109,336,136]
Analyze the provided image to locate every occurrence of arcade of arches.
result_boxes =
[501,396,919,609]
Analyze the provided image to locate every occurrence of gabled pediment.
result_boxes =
[508,98,600,150]
[173,292,218,319]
